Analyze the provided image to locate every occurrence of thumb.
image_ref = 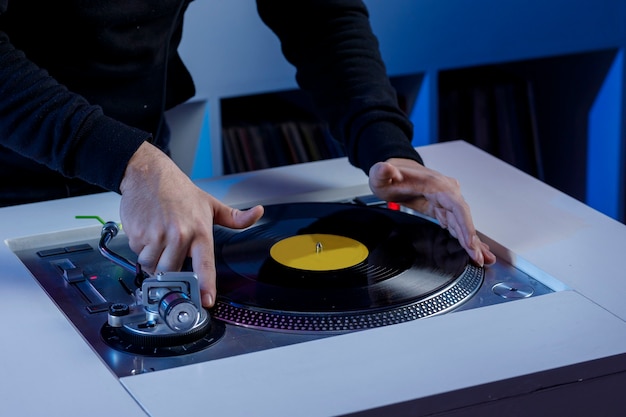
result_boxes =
[369,161,402,188]
[214,204,265,230]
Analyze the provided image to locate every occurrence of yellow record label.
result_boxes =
[270,234,369,271]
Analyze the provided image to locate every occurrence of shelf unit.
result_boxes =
[170,0,626,220]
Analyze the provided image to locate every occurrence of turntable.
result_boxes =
[10,198,553,378]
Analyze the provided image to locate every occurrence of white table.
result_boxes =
[1,141,625,416]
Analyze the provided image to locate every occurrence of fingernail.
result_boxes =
[202,293,214,308]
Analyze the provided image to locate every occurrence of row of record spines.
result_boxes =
[438,68,544,180]
[222,121,346,174]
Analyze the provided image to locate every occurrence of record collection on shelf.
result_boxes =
[438,66,544,181]
[221,120,345,174]
[220,90,345,174]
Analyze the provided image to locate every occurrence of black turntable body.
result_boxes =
[11,199,553,378]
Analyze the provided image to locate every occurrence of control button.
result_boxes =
[64,244,93,253]
[492,282,534,299]
[37,244,93,257]
[37,248,66,257]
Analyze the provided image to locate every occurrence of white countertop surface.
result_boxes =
[1,141,625,416]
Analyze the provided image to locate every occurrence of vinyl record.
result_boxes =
[212,202,483,332]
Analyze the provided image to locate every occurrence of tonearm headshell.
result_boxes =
[98,221,224,356]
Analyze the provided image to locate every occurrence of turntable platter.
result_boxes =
[212,202,484,333]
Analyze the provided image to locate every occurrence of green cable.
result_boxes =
[75,215,122,230]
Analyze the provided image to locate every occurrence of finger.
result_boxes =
[213,204,264,230]
[468,235,485,267]
[156,243,189,273]
[448,218,485,267]
[446,204,495,267]
[432,192,475,249]
[445,219,485,266]
[189,239,216,308]
[480,240,497,266]
[444,211,460,240]
[432,194,488,267]
[369,161,401,186]
[127,238,145,258]
[368,163,408,202]
[433,206,449,229]
[195,205,263,308]
[136,244,164,273]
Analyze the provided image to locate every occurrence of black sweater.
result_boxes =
[0,0,422,205]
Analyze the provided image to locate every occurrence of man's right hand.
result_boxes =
[119,142,264,307]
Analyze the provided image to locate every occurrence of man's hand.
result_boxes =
[369,158,496,267]
[119,142,264,307]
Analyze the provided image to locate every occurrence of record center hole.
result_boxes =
[270,234,369,271]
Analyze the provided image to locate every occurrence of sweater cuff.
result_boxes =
[354,121,424,174]
[70,114,150,193]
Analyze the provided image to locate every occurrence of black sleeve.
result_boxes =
[256,0,423,173]
[0,29,149,193]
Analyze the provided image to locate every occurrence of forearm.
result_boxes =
[256,0,422,172]
[0,31,149,192]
